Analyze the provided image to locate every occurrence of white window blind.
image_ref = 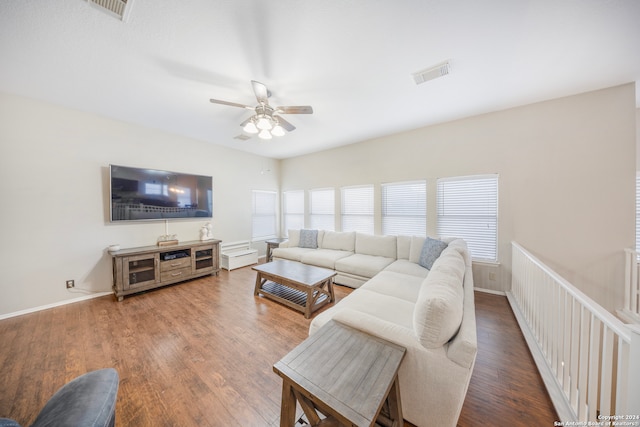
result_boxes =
[309,188,335,231]
[381,180,427,236]
[437,174,498,261]
[341,185,374,234]
[251,190,277,240]
[636,173,640,251]
[283,190,305,235]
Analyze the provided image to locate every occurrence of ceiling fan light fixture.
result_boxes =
[258,129,273,140]
[243,120,258,134]
[256,116,273,130]
[271,123,285,137]
[209,80,312,141]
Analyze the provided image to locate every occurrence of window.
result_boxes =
[381,181,427,236]
[309,188,335,231]
[437,174,498,262]
[283,190,305,235]
[251,190,277,240]
[341,185,374,234]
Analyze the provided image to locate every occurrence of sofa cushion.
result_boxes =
[287,229,301,247]
[321,231,356,251]
[300,249,353,269]
[334,254,395,279]
[360,270,423,303]
[355,233,397,258]
[413,247,465,348]
[383,259,429,278]
[418,237,448,270]
[272,247,315,262]
[396,235,412,260]
[299,229,319,249]
[320,288,415,330]
[409,236,426,263]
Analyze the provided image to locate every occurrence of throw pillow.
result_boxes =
[299,229,318,249]
[418,237,448,270]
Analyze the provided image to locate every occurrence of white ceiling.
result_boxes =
[1,1,639,159]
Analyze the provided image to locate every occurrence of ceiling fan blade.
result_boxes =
[276,106,313,114]
[210,98,254,110]
[275,116,296,132]
[251,80,270,105]
[239,116,252,127]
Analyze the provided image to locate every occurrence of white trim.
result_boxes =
[617,308,640,324]
[472,260,501,267]
[473,287,505,296]
[0,291,112,320]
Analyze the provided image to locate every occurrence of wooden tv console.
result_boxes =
[111,239,221,301]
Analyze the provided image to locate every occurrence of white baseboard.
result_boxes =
[474,287,506,296]
[0,291,112,321]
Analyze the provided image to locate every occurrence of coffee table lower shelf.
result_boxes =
[260,281,330,309]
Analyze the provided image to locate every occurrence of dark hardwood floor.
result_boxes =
[0,266,556,426]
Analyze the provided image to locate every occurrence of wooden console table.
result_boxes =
[273,320,406,427]
[265,238,287,262]
[111,239,220,301]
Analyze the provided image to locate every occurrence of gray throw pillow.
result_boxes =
[418,237,448,270]
[299,229,318,249]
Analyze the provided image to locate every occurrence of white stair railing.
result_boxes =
[622,249,640,323]
[509,242,636,422]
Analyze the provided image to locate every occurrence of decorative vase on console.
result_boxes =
[200,222,213,241]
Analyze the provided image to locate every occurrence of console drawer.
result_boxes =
[161,267,192,282]
[160,257,191,272]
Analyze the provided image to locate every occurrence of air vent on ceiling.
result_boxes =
[88,0,134,22]
[412,61,451,85]
[234,134,252,141]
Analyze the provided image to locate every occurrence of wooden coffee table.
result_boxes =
[274,320,406,427]
[253,260,336,318]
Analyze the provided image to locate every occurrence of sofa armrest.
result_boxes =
[278,240,290,248]
[447,270,477,369]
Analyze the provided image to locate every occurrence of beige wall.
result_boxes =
[0,92,279,316]
[281,84,636,312]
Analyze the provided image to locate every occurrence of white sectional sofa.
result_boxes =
[273,230,477,427]
[273,229,411,288]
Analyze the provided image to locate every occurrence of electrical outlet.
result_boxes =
[66,280,75,289]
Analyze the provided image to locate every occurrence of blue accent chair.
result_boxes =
[0,368,119,427]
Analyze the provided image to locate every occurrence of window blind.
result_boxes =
[283,190,305,235]
[251,190,277,240]
[341,185,374,234]
[309,188,335,231]
[437,174,498,261]
[381,180,426,236]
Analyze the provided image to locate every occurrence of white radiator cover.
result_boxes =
[221,241,258,270]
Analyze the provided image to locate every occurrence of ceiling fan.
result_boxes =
[209,80,313,140]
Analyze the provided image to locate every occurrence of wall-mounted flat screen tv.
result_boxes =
[110,165,213,222]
